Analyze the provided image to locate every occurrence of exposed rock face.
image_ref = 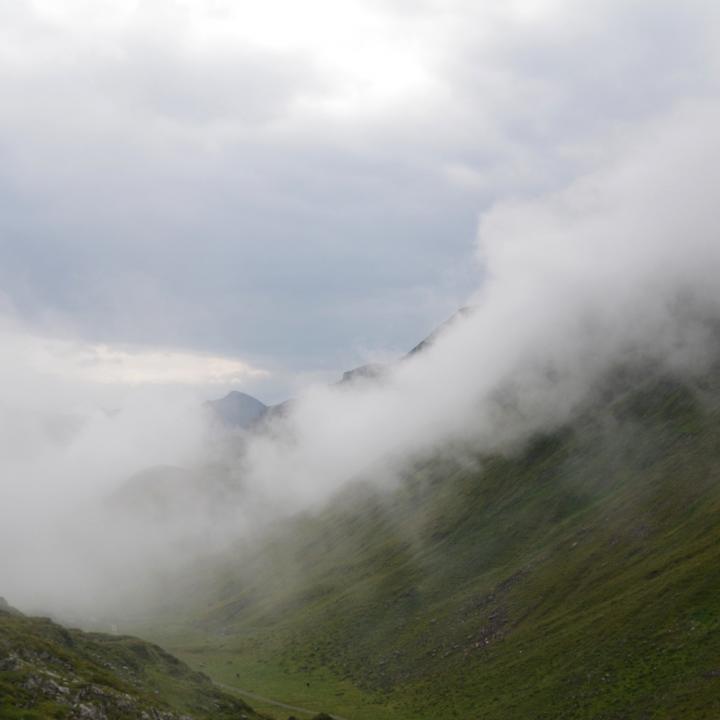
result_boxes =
[10,659,193,719]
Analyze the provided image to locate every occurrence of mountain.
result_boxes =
[0,601,263,720]
[140,365,720,720]
[207,391,267,429]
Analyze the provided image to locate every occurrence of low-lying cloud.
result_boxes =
[240,98,720,508]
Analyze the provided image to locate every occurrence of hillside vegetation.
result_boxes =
[0,602,263,720]
[144,368,720,719]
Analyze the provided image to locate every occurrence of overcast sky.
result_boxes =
[1,0,718,401]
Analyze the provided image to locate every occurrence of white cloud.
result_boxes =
[237,96,720,513]
[0,314,269,388]
[27,335,270,385]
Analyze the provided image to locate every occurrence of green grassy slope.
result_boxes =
[146,371,720,719]
[0,603,264,720]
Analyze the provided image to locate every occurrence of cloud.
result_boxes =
[34,339,270,385]
[0,316,269,386]
[234,96,720,517]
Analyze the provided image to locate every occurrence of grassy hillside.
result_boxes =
[0,602,264,720]
[143,370,720,719]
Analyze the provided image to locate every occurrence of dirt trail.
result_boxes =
[216,681,350,720]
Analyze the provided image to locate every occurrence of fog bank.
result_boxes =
[2,99,720,620]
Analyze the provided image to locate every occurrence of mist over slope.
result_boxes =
[153,367,720,720]
[235,99,720,514]
[1,98,720,622]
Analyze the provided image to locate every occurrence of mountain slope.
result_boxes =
[0,604,264,720]
[145,368,720,719]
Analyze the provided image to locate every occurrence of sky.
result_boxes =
[1,0,719,401]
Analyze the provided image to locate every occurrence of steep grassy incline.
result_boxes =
[149,373,720,720]
[0,603,264,720]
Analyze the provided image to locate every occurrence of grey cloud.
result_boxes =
[97,42,326,127]
[0,1,719,388]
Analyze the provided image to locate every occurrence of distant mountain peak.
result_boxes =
[206,390,267,428]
